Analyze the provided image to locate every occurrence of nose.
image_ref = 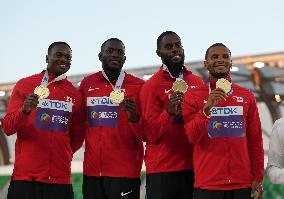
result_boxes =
[59,55,70,63]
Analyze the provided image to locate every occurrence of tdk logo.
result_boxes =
[211,106,243,116]
[38,99,72,112]
[211,108,237,115]
[87,97,118,106]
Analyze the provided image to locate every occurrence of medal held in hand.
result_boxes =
[110,90,124,104]
[172,79,188,93]
[216,78,232,94]
[34,85,50,99]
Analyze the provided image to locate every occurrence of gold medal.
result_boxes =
[216,78,232,94]
[34,85,50,99]
[172,79,188,93]
[110,90,124,104]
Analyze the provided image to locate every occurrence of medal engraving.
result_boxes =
[216,79,232,94]
[172,79,188,93]
[34,86,50,99]
[110,90,124,104]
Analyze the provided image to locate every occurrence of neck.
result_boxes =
[209,73,230,81]
[103,67,121,82]
[47,68,61,77]
[166,65,182,78]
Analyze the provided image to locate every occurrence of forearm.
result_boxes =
[145,110,173,143]
[2,108,28,135]
[184,111,209,144]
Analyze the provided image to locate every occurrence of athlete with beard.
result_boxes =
[182,43,264,199]
[140,31,204,199]
[3,42,85,199]
[80,38,145,199]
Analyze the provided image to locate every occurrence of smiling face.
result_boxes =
[204,45,232,79]
[156,33,185,75]
[46,44,72,76]
[99,40,126,72]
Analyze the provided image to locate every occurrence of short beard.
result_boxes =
[210,72,229,79]
[163,55,185,77]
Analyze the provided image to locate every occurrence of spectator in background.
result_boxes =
[267,118,284,184]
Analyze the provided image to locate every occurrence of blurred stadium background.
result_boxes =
[1,51,284,198]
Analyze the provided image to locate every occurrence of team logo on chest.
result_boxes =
[87,97,119,127]
[208,106,244,138]
[35,99,72,132]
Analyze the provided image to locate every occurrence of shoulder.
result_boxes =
[14,72,42,89]
[80,72,101,89]
[232,84,252,94]
[185,85,208,100]
[184,69,204,87]
[273,118,284,131]
[270,118,284,143]
[62,80,82,99]
[142,69,162,88]
[124,72,145,86]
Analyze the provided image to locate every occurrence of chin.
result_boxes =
[212,72,229,79]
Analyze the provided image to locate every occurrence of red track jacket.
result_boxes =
[2,71,85,184]
[80,71,145,178]
[182,80,264,190]
[140,66,204,174]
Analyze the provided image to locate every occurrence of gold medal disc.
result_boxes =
[110,90,124,104]
[34,86,50,99]
[172,79,188,93]
[216,79,232,94]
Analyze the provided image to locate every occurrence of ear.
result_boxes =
[230,60,233,68]
[204,60,208,69]
[46,55,48,64]
[156,49,161,57]
[98,52,102,62]
[122,55,126,64]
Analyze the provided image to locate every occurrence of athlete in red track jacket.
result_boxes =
[140,31,204,199]
[81,38,145,199]
[80,71,145,178]
[141,66,203,173]
[182,43,264,199]
[2,42,85,199]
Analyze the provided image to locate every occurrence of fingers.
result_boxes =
[257,186,263,199]
[251,186,256,198]
[251,182,263,199]
[22,94,39,114]
[169,91,184,105]
[122,99,136,113]
[208,89,227,104]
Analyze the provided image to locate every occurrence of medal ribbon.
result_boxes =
[40,70,67,87]
[102,70,125,92]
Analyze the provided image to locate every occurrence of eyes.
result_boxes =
[55,52,72,61]
[106,48,125,56]
[164,42,183,50]
[211,54,230,59]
